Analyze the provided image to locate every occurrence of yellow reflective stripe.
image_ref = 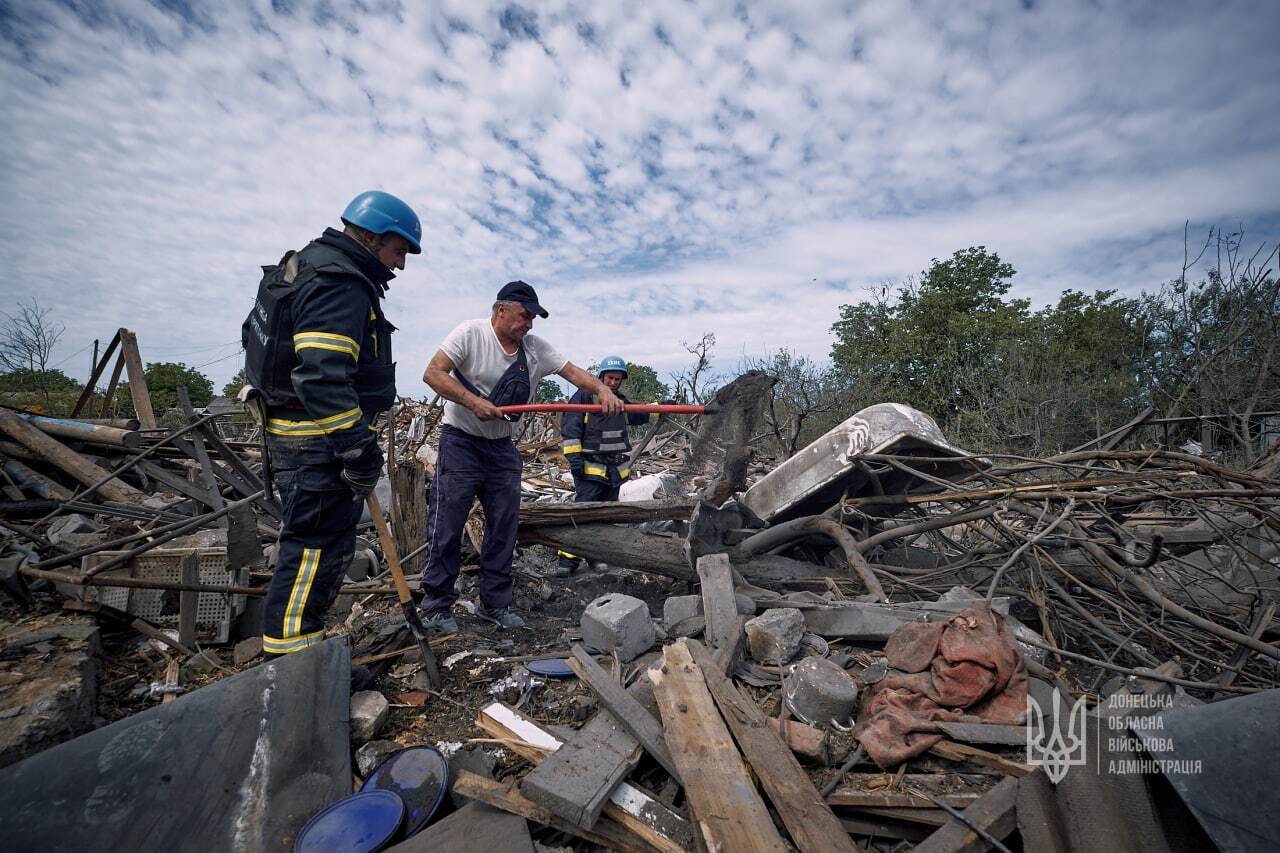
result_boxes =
[264,407,362,436]
[619,467,630,479]
[583,464,606,477]
[556,549,577,559]
[562,443,582,454]
[262,631,325,654]
[284,547,320,638]
[293,331,360,359]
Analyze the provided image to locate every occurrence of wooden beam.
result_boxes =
[477,703,692,853]
[452,771,650,853]
[70,330,121,418]
[928,740,1033,777]
[519,498,694,527]
[933,723,1028,748]
[519,687,644,829]
[827,791,982,809]
[119,328,156,428]
[911,776,1019,853]
[687,639,857,853]
[0,409,142,503]
[568,645,682,783]
[651,640,788,853]
[98,353,126,418]
[696,553,738,652]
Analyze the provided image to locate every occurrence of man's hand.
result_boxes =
[339,444,384,500]
[468,396,506,421]
[598,387,624,415]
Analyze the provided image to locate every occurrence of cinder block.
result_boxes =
[663,593,755,631]
[350,690,389,743]
[784,656,859,728]
[581,594,655,662]
[745,607,804,665]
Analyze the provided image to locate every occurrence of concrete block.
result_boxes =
[663,593,754,631]
[745,608,804,665]
[581,594,655,662]
[232,636,262,665]
[662,595,702,630]
[350,690,390,742]
[783,656,859,728]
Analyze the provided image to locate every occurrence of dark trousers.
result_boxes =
[420,425,522,613]
[262,434,362,656]
[557,475,621,571]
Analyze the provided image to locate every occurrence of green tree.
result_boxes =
[222,367,248,398]
[620,362,670,402]
[831,247,1029,430]
[115,362,214,416]
[0,368,80,394]
[536,377,564,402]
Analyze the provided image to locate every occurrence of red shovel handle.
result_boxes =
[497,402,718,416]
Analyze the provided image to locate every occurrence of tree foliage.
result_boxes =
[620,362,670,402]
[115,362,215,416]
[222,367,248,398]
[536,377,564,402]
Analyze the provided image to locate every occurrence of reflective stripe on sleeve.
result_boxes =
[293,331,360,360]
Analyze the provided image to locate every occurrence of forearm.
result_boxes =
[424,367,483,408]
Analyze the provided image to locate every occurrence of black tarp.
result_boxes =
[0,638,351,851]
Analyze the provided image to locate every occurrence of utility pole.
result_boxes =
[91,339,99,390]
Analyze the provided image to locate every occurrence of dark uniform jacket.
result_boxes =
[560,389,649,484]
[242,228,396,458]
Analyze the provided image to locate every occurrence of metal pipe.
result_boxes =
[14,412,142,448]
[0,408,143,503]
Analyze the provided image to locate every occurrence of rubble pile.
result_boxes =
[1,366,1278,850]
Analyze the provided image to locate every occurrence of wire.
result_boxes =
[49,341,94,369]
[193,350,244,370]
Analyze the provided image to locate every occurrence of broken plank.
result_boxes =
[827,791,981,809]
[687,639,857,853]
[928,740,1033,777]
[119,328,156,428]
[0,409,142,503]
[933,722,1028,747]
[452,771,649,853]
[911,776,1019,853]
[855,806,951,827]
[652,640,789,853]
[519,694,644,829]
[568,645,682,783]
[696,553,738,652]
[476,704,692,853]
[838,815,931,842]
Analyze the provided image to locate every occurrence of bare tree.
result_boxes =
[0,298,66,406]
[670,332,719,403]
[740,348,848,457]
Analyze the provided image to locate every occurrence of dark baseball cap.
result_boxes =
[496,280,548,318]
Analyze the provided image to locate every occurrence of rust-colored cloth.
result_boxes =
[854,605,1027,767]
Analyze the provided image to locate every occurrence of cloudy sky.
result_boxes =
[2,0,1278,396]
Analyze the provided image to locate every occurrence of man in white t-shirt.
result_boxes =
[418,281,623,630]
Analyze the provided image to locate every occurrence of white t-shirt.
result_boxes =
[439,318,567,439]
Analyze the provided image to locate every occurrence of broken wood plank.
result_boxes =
[855,806,951,827]
[478,703,692,853]
[519,498,694,526]
[177,387,226,524]
[177,553,199,648]
[452,771,649,853]
[519,692,644,829]
[827,791,982,809]
[0,409,143,503]
[933,722,1028,748]
[119,328,156,429]
[838,815,931,842]
[929,740,1033,777]
[568,645,682,783]
[70,330,121,418]
[651,640,788,853]
[687,639,857,853]
[911,776,1019,853]
[697,553,738,652]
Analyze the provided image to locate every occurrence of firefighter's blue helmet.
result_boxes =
[341,191,422,254]
[597,355,628,378]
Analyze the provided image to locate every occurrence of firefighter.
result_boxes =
[241,190,421,657]
[556,355,654,577]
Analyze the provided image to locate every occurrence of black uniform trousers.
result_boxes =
[261,433,363,656]
[556,472,622,573]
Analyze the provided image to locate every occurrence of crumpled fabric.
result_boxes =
[854,605,1027,767]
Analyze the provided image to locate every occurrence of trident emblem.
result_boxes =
[1026,689,1089,783]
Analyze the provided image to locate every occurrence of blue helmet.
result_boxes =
[341,191,422,254]
[597,355,628,378]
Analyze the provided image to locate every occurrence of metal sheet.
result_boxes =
[0,638,352,852]
[741,403,988,523]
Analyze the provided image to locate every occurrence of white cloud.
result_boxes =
[0,0,1277,395]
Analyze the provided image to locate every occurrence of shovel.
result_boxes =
[365,491,442,690]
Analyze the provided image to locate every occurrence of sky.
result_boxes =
[2,0,1278,397]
